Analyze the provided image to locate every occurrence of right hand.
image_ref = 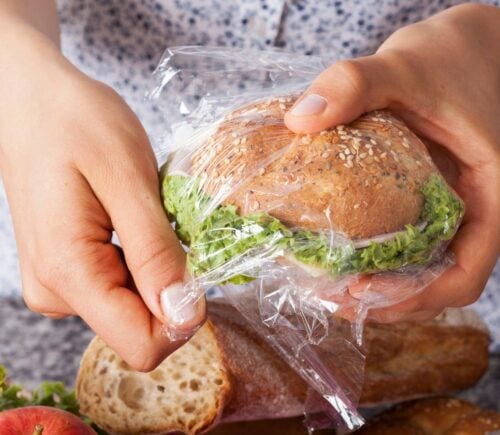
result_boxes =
[0,21,205,371]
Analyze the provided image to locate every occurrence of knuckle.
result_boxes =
[447,3,485,18]
[22,279,51,314]
[23,290,48,314]
[131,240,183,283]
[454,286,483,307]
[330,59,370,97]
[33,256,67,291]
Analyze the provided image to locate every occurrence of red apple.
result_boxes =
[0,406,96,435]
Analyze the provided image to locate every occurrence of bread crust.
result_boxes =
[361,310,490,405]
[208,302,307,422]
[355,397,500,434]
[207,304,489,412]
[191,99,435,238]
[75,305,489,434]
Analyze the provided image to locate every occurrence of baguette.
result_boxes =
[356,397,500,434]
[76,302,489,434]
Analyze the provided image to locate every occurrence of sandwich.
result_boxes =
[161,97,463,284]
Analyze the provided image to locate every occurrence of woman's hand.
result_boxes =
[285,3,500,322]
[0,19,205,371]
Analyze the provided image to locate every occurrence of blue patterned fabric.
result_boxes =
[0,0,498,350]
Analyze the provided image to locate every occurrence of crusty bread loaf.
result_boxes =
[76,303,489,434]
[209,417,316,435]
[356,397,500,434]
[76,323,231,434]
[361,308,490,405]
[191,99,435,238]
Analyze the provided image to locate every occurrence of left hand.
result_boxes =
[285,3,500,322]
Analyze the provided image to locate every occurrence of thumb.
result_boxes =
[285,56,399,133]
[89,157,206,335]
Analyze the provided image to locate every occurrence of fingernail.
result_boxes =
[290,94,328,116]
[160,282,204,328]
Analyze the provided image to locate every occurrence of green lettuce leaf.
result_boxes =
[162,173,463,283]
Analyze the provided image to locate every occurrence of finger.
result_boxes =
[285,55,401,133]
[347,273,432,312]
[427,225,498,309]
[367,308,443,323]
[33,169,193,371]
[80,128,206,333]
[58,240,188,371]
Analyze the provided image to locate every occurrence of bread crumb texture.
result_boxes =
[76,323,230,434]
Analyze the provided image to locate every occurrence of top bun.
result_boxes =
[191,97,435,239]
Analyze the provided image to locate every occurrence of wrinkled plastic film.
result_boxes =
[150,46,464,430]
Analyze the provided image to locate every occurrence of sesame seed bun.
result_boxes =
[191,97,435,239]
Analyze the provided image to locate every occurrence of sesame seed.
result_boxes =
[370,139,377,145]
[339,152,346,160]
[241,137,248,144]
[347,155,354,161]
[320,130,328,136]
[353,203,360,209]
[321,152,329,158]
[346,160,354,168]
[279,103,286,110]
[360,152,367,158]
[258,167,265,175]
[398,131,404,137]
[368,148,374,156]
[416,160,422,166]
[374,156,381,163]
[301,135,312,144]
[380,152,387,159]
[344,148,350,155]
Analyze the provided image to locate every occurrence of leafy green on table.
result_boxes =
[0,365,107,434]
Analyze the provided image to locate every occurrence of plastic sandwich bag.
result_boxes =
[148,46,464,431]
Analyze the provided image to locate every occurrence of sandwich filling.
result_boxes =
[162,173,463,284]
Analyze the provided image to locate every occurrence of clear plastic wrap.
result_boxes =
[149,46,464,431]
